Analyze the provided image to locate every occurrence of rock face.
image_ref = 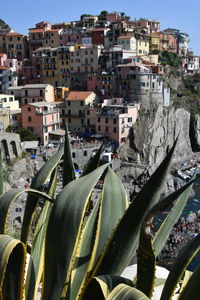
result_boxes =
[190,114,200,151]
[124,105,193,168]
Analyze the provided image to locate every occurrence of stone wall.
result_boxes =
[71,142,102,169]
[0,132,22,161]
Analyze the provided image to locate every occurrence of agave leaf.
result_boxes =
[63,127,76,187]
[70,201,101,300]
[43,164,109,300]
[0,148,3,196]
[153,175,196,256]
[0,235,26,300]
[21,146,63,245]
[94,141,177,276]
[136,177,196,297]
[160,234,200,300]
[178,263,200,300]
[71,167,128,300]
[106,284,150,300]
[136,223,156,298]
[178,270,192,294]
[25,168,57,300]
[82,275,133,300]
[80,144,103,177]
[0,188,53,234]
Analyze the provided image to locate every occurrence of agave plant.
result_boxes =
[0,130,199,300]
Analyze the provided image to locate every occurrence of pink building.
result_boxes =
[95,104,138,143]
[59,29,82,46]
[87,73,115,99]
[21,102,60,145]
[0,53,7,66]
[160,32,177,53]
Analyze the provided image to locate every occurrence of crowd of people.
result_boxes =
[157,210,200,264]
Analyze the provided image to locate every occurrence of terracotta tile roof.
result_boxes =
[67,91,94,101]
[118,35,134,39]
[29,28,45,33]
[0,65,9,70]
[6,32,23,36]
[92,28,105,31]
[45,29,60,32]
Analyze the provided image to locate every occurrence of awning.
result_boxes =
[21,141,39,150]
[90,134,104,138]
[49,129,65,136]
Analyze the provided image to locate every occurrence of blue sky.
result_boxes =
[1,0,200,55]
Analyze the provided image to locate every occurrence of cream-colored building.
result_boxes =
[0,94,21,131]
[117,36,136,52]
[0,94,19,110]
[8,84,55,106]
[66,91,98,133]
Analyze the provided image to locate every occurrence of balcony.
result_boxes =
[43,120,60,126]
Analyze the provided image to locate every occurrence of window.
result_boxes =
[40,89,43,96]
[68,118,71,123]
[113,127,116,133]
[68,110,71,116]
[84,150,87,156]
[25,99,28,105]
[72,152,76,158]
[79,110,82,117]
[98,117,101,122]
[28,116,32,122]
[106,126,108,132]
[68,101,71,106]
[98,125,101,131]
[28,107,31,111]
[80,101,83,106]
[87,119,90,125]
[81,119,84,124]
[87,110,90,115]
[113,119,116,124]
[25,90,28,96]
[105,118,108,123]
[128,117,132,122]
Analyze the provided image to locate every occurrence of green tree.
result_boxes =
[6,126,37,141]
[0,18,10,29]
[159,50,181,67]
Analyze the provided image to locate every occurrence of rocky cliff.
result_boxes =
[120,104,197,170]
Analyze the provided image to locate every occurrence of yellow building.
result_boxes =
[43,29,61,48]
[55,87,69,101]
[42,48,59,86]
[57,47,71,86]
[149,33,161,52]
[66,91,98,133]
[136,39,149,56]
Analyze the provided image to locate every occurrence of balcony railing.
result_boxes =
[43,120,60,126]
